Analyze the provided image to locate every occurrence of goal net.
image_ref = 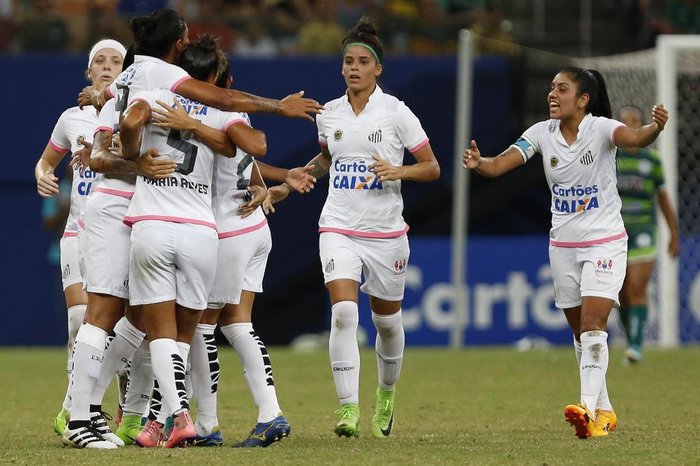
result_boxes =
[579,35,700,347]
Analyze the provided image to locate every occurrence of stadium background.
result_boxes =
[0,0,697,346]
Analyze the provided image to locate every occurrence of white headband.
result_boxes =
[88,39,127,67]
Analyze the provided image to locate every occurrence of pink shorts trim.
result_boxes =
[94,187,134,199]
[218,218,268,239]
[318,224,409,239]
[550,230,627,248]
[124,215,217,231]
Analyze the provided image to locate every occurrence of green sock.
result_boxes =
[628,305,648,351]
[619,306,631,343]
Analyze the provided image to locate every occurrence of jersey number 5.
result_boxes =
[167,129,198,175]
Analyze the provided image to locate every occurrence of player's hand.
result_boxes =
[669,233,680,258]
[69,136,93,171]
[238,185,267,218]
[263,184,291,214]
[651,104,668,131]
[285,165,316,193]
[37,173,60,197]
[152,99,196,131]
[462,140,481,169]
[78,86,104,110]
[280,91,323,122]
[369,155,402,182]
[136,149,177,179]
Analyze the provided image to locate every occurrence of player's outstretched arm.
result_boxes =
[175,79,323,121]
[256,161,316,193]
[224,121,267,157]
[463,140,523,177]
[615,104,668,148]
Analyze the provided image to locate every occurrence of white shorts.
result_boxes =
[208,224,272,308]
[83,192,131,299]
[60,234,83,290]
[549,237,627,309]
[319,232,410,301]
[129,221,218,310]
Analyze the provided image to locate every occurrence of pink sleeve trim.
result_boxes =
[77,217,85,229]
[223,118,247,132]
[319,139,328,147]
[94,126,113,135]
[94,187,134,199]
[123,215,217,231]
[611,124,625,146]
[550,230,627,248]
[218,218,268,239]
[408,138,429,153]
[318,224,409,239]
[105,87,114,99]
[62,231,79,238]
[171,76,192,92]
[48,140,69,153]
[128,97,149,107]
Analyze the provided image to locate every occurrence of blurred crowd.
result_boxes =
[0,1,696,58]
[0,0,522,56]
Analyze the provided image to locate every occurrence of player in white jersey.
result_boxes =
[268,17,440,439]
[78,9,323,121]
[463,66,668,439]
[33,39,126,446]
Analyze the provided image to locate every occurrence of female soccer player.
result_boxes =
[616,105,680,364]
[268,16,440,439]
[33,38,126,444]
[463,67,668,439]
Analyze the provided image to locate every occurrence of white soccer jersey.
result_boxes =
[316,86,429,238]
[124,89,239,229]
[511,113,626,247]
[48,106,103,234]
[92,99,136,197]
[212,112,267,238]
[107,55,190,122]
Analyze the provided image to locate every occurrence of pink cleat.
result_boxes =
[164,410,196,448]
[135,419,164,448]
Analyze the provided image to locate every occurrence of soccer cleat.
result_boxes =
[90,411,125,446]
[371,388,395,439]
[115,414,143,445]
[592,409,618,437]
[624,347,643,365]
[194,426,225,447]
[135,419,164,448]
[564,403,595,439]
[164,410,197,448]
[53,408,70,436]
[62,424,118,449]
[334,404,360,438]
[234,415,291,447]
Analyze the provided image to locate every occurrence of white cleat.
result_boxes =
[62,425,118,449]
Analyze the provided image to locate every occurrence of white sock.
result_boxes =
[122,339,153,416]
[372,311,404,391]
[149,338,185,418]
[91,317,145,405]
[580,330,609,418]
[328,301,360,405]
[221,322,281,423]
[575,335,613,412]
[63,304,87,411]
[70,323,107,422]
[191,323,220,434]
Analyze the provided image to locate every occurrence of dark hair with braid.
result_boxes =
[559,66,612,118]
[130,9,187,59]
[342,16,384,64]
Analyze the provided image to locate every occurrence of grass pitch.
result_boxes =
[1,346,699,465]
